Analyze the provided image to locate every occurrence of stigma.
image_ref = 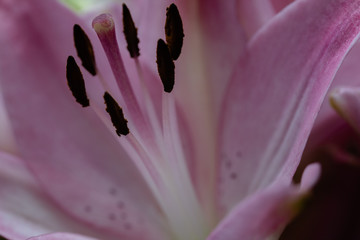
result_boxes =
[92,13,115,34]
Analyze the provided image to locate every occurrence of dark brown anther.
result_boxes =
[66,56,90,107]
[156,39,175,93]
[165,3,184,60]
[73,24,97,76]
[103,92,129,136]
[122,4,140,58]
[0,235,9,240]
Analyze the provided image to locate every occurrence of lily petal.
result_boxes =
[207,183,300,240]
[169,0,248,215]
[0,1,167,239]
[209,162,319,240]
[237,0,275,38]
[194,0,247,111]
[219,0,360,211]
[0,152,109,240]
[271,0,294,12]
[28,232,98,240]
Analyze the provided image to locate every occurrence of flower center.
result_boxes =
[66,4,211,240]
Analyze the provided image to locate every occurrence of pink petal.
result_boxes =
[0,1,167,239]
[194,0,247,110]
[219,0,360,212]
[0,152,110,240]
[172,0,248,212]
[207,183,300,240]
[28,233,98,240]
[329,87,360,133]
[237,0,275,38]
[271,0,294,12]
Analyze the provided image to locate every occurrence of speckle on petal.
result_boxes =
[117,201,125,209]
[124,222,132,230]
[108,213,117,221]
[225,160,232,169]
[84,205,92,213]
[230,172,238,180]
[109,187,117,196]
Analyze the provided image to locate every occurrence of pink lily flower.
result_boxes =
[1,0,360,239]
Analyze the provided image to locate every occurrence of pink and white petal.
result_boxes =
[237,0,276,38]
[207,184,300,240]
[170,0,248,214]
[219,0,360,212]
[193,0,247,112]
[0,152,112,240]
[0,1,167,239]
[329,87,360,133]
[28,232,98,240]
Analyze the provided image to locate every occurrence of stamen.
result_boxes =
[122,4,140,58]
[103,92,129,136]
[156,39,175,93]
[165,3,184,61]
[73,24,97,76]
[66,56,90,107]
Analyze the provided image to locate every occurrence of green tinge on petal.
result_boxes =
[59,0,114,12]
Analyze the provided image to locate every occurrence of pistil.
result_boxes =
[92,13,152,143]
